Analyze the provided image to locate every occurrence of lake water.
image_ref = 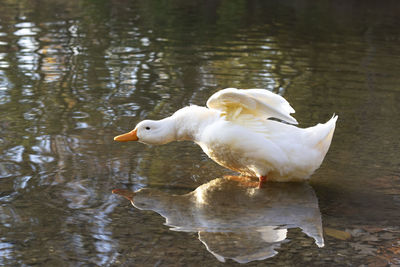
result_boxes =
[1,0,400,266]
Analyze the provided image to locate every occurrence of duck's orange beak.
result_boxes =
[114,129,138,142]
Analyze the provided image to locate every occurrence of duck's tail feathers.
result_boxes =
[310,114,338,155]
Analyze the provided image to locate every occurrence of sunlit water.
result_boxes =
[1,0,400,266]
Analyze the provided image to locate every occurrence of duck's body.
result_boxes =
[115,88,337,184]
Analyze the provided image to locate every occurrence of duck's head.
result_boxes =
[114,118,176,145]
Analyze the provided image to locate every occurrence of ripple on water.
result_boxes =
[14,27,40,37]
[0,161,22,179]
[0,240,14,264]
[28,154,54,164]
[71,111,90,119]
[4,145,24,163]
[13,175,32,190]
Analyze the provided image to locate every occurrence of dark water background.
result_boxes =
[0,0,400,265]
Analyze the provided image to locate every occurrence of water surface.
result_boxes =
[0,0,400,265]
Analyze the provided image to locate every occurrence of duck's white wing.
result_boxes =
[206,88,298,124]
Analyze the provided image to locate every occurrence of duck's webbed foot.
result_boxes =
[258,175,268,188]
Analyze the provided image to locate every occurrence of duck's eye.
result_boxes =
[145,127,151,130]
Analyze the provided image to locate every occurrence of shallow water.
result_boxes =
[1,0,400,265]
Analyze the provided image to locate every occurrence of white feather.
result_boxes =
[206,88,298,125]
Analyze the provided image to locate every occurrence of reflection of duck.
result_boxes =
[113,176,324,263]
[114,88,337,185]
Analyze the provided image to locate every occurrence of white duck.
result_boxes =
[114,88,337,186]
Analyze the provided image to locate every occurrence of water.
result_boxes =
[0,0,399,265]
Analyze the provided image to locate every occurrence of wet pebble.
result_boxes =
[348,228,365,237]
[324,227,352,240]
[379,232,395,240]
[360,234,379,242]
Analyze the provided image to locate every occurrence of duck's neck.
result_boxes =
[171,105,218,142]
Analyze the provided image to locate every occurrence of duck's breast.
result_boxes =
[197,120,289,176]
